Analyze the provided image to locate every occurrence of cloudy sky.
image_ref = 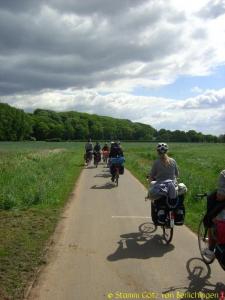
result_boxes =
[0,0,225,135]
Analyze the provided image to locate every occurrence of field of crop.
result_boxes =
[0,141,224,299]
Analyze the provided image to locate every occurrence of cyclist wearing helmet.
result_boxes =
[148,143,181,225]
[149,143,179,183]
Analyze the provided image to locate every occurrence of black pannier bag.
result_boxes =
[174,195,185,225]
[119,165,124,174]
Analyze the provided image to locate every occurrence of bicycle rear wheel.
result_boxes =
[115,173,119,186]
[162,226,173,244]
[198,217,215,264]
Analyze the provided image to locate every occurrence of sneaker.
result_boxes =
[202,248,215,260]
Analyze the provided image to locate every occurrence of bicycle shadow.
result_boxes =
[91,183,115,189]
[85,165,96,169]
[163,257,225,300]
[94,173,111,178]
[107,222,174,261]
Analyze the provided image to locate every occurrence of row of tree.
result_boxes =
[0,103,224,143]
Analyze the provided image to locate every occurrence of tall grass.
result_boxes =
[0,142,84,299]
[0,142,84,209]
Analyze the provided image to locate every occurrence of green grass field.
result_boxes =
[0,141,224,299]
[0,142,84,299]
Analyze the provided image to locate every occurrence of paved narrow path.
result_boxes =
[27,163,224,300]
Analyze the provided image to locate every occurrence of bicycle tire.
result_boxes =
[198,217,215,264]
[163,226,173,244]
[115,174,119,186]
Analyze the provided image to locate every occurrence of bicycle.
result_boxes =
[196,193,225,271]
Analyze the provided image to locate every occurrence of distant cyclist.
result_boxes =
[94,141,101,153]
[84,138,93,164]
[102,143,110,163]
[85,138,93,152]
[102,143,110,152]
[109,141,124,158]
[109,141,124,182]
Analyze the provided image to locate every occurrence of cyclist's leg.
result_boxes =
[110,165,116,181]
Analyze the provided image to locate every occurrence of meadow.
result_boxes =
[0,141,84,299]
[0,141,224,299]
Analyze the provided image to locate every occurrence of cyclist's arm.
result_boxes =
[175,162,179,178]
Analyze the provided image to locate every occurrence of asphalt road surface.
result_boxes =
[27,163,225,300]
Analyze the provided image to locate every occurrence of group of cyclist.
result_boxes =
[84,139,125,182]
[84,139,225,262]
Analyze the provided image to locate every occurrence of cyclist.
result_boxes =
[109,141,124,182]
[93,141,101,152]
[93,141,101,164]
[102,143,110,163]
[148,142,179,188]
[84,138,93,163]
[203,170,225,258]
[147,143,181,224]
[109,141,124,158]
[102,143,109,152]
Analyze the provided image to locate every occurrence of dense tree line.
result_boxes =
[0,103,32,140]
[0,103,224,142]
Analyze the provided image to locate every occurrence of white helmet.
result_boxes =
[157,143,168,154]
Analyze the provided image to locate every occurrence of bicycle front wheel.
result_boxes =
[162,226,173,244]
[198,217,215,264]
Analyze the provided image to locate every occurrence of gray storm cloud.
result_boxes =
[0,0,224,95]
